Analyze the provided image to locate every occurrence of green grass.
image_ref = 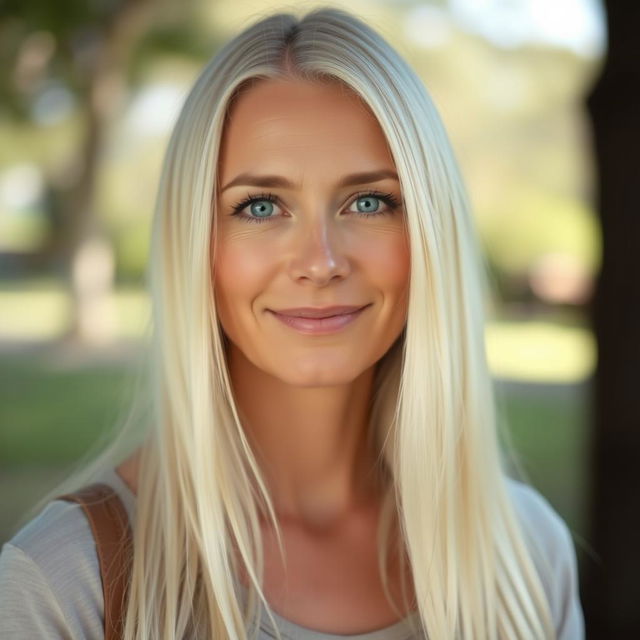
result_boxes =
[0,350,141,542]
[0,353,137,465]
[497,380,589,534]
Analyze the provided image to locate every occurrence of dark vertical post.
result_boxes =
[584,1,640,636]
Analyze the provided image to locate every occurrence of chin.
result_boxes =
[275,357,368,388]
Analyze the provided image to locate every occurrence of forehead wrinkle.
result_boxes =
[232,127,383,159]
[249,112,375,142]
[248,127,347,146]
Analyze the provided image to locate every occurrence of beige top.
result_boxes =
[0,468,584,638]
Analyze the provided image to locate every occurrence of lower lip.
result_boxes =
[268,306,369,335]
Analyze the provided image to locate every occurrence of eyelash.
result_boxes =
[228,191,401,224]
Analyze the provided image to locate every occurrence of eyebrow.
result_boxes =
[219,169,399,193]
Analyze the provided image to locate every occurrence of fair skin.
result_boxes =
[117,77,414,632]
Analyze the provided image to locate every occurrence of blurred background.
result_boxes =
[0,0,635,636]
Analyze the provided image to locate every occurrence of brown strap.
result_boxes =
[57,483,133,640]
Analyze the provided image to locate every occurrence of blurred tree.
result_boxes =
[0,0,215,343]
[584,1,640,636]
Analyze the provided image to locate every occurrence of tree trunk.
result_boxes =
[60,64,120,345]
[56,0,153,345]
[583,1,640,636]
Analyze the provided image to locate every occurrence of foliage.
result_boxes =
[0,0,215,119]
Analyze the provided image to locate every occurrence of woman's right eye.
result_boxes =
[230,193,283,224]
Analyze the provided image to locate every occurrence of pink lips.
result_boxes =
[268,305,370,335]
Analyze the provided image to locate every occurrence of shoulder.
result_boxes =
[505,477,585,639]
[0,499,104,639]
[505,478,572,559]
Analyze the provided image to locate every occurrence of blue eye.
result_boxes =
[347,192,400,217]
[229,190,400,224]
[353,195,382,213]
[230,193,282,224]
[249,200,274,218]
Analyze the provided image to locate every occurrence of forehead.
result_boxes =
[217,78,395,182]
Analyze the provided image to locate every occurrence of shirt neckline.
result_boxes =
[97,467,422,639]
[253,599,421,640]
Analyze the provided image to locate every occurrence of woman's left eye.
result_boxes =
[347,193,398,216]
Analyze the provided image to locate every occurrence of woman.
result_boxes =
[0,7,584,639]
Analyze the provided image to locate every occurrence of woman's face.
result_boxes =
[213,78,410,387]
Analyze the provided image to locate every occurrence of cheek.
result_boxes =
[212,238,272,330]
[388,237,411,292]
[361,229,410,299]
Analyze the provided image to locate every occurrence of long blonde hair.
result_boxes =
[33,7,555,639]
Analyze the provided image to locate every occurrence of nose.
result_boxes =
[288,215,350,286]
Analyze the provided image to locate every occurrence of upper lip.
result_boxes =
[269,305,369,318]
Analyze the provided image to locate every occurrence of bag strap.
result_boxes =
[57,483,133,640]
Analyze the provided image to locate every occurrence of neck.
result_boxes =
[227,345,382,527]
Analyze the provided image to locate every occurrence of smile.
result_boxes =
[267,305,370,335]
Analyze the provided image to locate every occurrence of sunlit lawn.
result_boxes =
[0,277,150,340]
[0,280,591,546]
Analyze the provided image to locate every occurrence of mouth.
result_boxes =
[269,304,370,319]
[267,304,371,335]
